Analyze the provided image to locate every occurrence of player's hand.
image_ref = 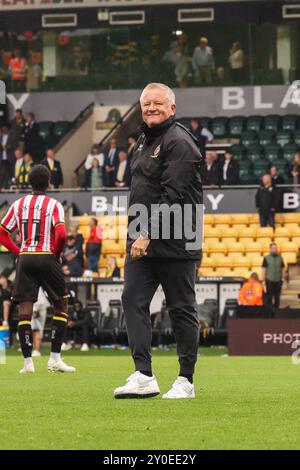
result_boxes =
[131,236,150,260]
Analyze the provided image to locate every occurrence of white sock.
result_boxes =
[25,357,33,366]
[50,352,61,361]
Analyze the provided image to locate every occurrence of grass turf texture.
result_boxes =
[1,347,300,450]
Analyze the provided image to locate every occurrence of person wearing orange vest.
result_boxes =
[238,272,264,306]
[9,49,27,92]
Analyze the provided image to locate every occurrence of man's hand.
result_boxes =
[68,321,75,328]
[131,236,150,260]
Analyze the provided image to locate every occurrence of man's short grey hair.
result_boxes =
[140,83,176,105]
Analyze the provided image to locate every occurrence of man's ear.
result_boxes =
[171,103,177,115]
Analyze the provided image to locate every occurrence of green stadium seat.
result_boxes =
[211,117,228,138]
[240,130,258,147]
[228,116,245,137]
[264,115,281,132]
[53,121,71,138]
[231,144,246,160]
[258,130,275,146]
[293,130,300,147]
[39,121,54,140]
[281,114,299,131]
[199,117,212,130]
[247,144,264,163]
[239,159,252,172]
[239,172,256,185]
[276,130,293,146]
[246,115,263,132]
[272,159,288,172]
[254,163,270,181]
[283,143,299,162]
[177,117,192,128]
[264,144,282,163]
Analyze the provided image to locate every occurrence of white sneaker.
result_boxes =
[47,358,76,373]
[19,361,35,374]
[114,371,160,399]
[32,350,41,357]
[80,343,89,352]
[162,377,195,399]
[61,342,72,351]
[2,320,8,327]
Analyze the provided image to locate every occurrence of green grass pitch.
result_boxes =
[1,347,300,450]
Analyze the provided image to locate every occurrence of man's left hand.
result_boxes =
[131,236,150,260]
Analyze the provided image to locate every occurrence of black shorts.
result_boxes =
[13,253,66,304]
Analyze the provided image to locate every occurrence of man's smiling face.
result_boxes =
[140,88,176,128]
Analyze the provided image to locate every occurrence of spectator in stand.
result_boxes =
[69,225,84,268]
[255,174,278,229]
[84,144,104,171]
[214,66,231,86]
[238,273,264,306]
[8,48,28,92]
[31,288,50,357]
[61,300,91,352]
[85,218,102,273]
[162,40,181,84]
[84,158,103,189]
[104,138,120,187]
[127,135,138,162]
[61,235,83,277]
[113,150,131,188]
[290,152,300,185]
[10,108,25,152]
[0,274,12,327]
[0,124,15,187]
[192,37,215,86]
[16,152,33,188]
[270,166,285,186]
[262,243,286,308]
[12,148,23,187]
[190,118,213,159]
[175,52,189,88]
[200,151,221,186]
[41,148,63,189]
[228,41,245,84]
[105,256,121,278]
[24,112,43,162]
[221,149,240,185]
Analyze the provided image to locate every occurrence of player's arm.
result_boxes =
[0,203,20,256]
[52,202,67,260]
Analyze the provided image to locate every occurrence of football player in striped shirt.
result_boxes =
[0,164,75,374]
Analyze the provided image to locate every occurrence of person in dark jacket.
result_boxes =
[200,151,221,186]
[61,300,91,352]
[190,118,213,159]
[255,174,278,229]
[114,82,203,400]
[10,108,25,151]
[103,138,120,187]
[24,112,43,162]
[270,166,285,186]
[221,148,239,185]
[41,148,63,189]
[61,236,83,277]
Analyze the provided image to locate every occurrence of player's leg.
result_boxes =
[18,301,35,374]
[114,256,160,399]
[158,259,199,399]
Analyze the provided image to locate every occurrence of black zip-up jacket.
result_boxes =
[127,116,203,260]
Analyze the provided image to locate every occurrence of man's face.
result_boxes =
[15,149,22,160]
[270,244,278,255]
[74,302,81,312]
[140,88,176,128]
[190,120,198,131]
[225,152,233,161]
[263,175,271,186]
[47,150,54,160]
[270,167,277,177]
[119,151,127,162]
[110,139,117,148]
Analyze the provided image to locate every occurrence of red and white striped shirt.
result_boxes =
[0,194,65,254]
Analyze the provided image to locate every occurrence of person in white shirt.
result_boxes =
[84,145,104,171]
[192,37,215,85]
[228,41,245,84]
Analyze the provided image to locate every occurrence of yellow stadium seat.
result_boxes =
[231,214,249,225]
[248,213,259,224]
[231,256,251,268]
[238,226,257,239]
[248,223,260,230]
[201,255,215,268]
[231,267,251,279]
[222,238,239,249]
[210,252,228,264]
[281,252,297,265]
[204,214,215,225]
[99,268,107,278]
[232,224,248,230]
[275,213,284,224]
[79,216,92,225]
[239,237,255,248]
[99,256,107,268]
[250,267,263,279]
[281,213,300,224]
[227,241,245,254]
[245,241,263,253]
[116,215,128,226]
[198,267,215,277]
[116,256,125,268]
[258,238,273,251]
[250,256,264,268]
[118,225,128,240]
[287,225,300,237]
[278,241,298,253]
[256,227,274,238]
[202,241,209,254]
[214,267,233,276]
[204,227,221,238]
[102,240,122,254]
[292,237,300,247]
[216,224,230,231]
[274,227,291,238]
[220,227,239,238]
[214,214,233,225]
[214,256,233,268]
[206,241,227,254]
[246,253,264,265]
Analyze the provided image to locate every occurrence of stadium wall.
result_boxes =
[7,85,299,121]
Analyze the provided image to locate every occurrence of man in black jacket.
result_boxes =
[24,112,43,162]
[114,83,203,400]
[221,149,239,185]
[61,300,91,352]
[41,148,64,189]
[255,174,278,229]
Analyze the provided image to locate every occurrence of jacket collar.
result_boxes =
[141,115,175,138]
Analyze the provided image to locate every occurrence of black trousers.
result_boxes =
[266,280,282,308]
[122,256,199,375]
[65,324,90,344]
